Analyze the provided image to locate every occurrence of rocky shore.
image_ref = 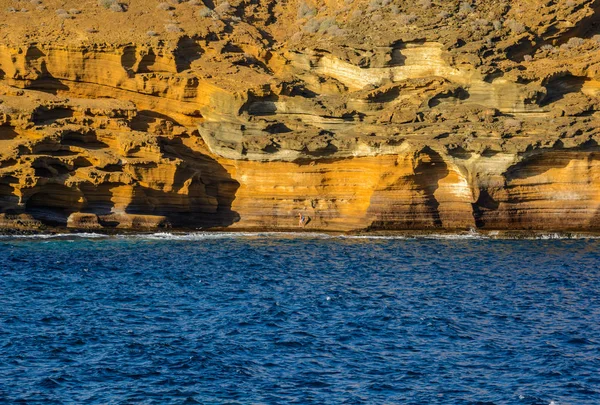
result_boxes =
[1,0,600,232]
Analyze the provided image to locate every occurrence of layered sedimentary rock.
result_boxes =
[1,0,600,231]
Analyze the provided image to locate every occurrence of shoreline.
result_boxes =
[1,227,600,240]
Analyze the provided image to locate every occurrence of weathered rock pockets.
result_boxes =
[1,0,600,231]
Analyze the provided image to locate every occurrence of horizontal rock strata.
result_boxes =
[1,0,600,231]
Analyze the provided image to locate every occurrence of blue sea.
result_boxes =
[0,232,599,404]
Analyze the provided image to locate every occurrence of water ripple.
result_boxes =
[0,236,598,403]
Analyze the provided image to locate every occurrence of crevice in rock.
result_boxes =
[32,106,74,125]
[505,151,572,181]
[411,147,449,227]
[156,137,241,227]
[0,127,18,140]
[24,185,83,225]
[26,77,70,95]
[61,131,109,150]
[506,39,534,63]
[138,50,157,74]
[131,110,184,131]
[174,36,203,72]
[121,45,137,76]
[472,188,499,228]
[428,87,470,108]
[79,183,117,216]
[541,74,587,106]
[388,46,407,67]
[0,184,18,211]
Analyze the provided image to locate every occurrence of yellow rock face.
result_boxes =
[1,0,600,232]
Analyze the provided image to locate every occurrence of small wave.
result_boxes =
[421,232,487,240]
[128,232,484,241]
[504,233,600,240]
[124,232,335,241]
[337,235,408,240]
[0,232,108,240]
[1,230,600,241]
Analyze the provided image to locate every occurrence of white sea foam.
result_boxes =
[337,235,408,240]
[507,233,600,240]
[0,232,108,240]
[537,233,574,240]
[421,232,487,240]
[1,230,600,241]
[125,232,336,241]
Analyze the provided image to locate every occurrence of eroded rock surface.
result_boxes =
[1,0,600,231]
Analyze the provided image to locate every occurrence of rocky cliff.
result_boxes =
[1,0,600,232]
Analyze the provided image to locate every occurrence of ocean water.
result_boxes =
[0,233,599,404]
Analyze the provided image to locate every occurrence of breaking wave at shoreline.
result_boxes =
[1,230,600,241]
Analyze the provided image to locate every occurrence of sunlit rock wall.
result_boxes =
[1,0,600,231]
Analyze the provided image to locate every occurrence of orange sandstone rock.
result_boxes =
[0,0,599,231]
